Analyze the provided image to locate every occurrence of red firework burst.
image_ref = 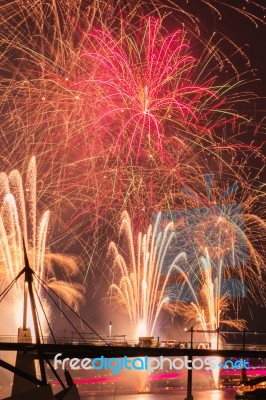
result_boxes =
[81,17,236,163]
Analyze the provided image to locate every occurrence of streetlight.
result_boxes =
[185,327,194,400]
[109,321,112,338]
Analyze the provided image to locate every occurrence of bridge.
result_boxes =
[0,334,266,359]
[0,243,265,400]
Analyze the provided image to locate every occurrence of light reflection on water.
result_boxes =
[83,389,236,400]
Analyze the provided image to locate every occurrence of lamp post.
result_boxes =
[242,328,246,351]
[217,326,220,350]
[185,326,194,400]
[109,321,112,338]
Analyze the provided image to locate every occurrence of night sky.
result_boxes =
[77,1,266,339]
[0,0,265,340]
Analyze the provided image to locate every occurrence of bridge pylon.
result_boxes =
[11,328,38,397]
[1,240,80,400]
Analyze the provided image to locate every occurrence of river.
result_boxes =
[82,389,237,399]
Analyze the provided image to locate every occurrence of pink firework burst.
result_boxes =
[81,17,226,163]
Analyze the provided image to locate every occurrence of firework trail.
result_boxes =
[108,190,265,337]
[158,173,266,299]
[0,0,265,351]
[108,210,188,337]
[175,253,246,388]
[107,201,263,346]
[158,174,265,385]
[0,157,85,332]
[106,173,266,336]
[0,1,264,235]
[84,17,228,163]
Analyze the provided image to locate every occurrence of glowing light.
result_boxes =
[0,157,85,332]
[108,211,187,337]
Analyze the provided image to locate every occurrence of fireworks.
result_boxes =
[108,171,266,339]
[108,210,187,337]
[0,157,85,331]
[0,0,265,363]
[84,17,224,163]
[0,0,264,230]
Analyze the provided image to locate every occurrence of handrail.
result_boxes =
[0,333,265,350]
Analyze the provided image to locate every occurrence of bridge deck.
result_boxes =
[1,341,266,359]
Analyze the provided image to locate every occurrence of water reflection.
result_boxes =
[209,390,230,400]
[84,389,236,400]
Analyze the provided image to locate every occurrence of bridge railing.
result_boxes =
[0,333,266,351]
